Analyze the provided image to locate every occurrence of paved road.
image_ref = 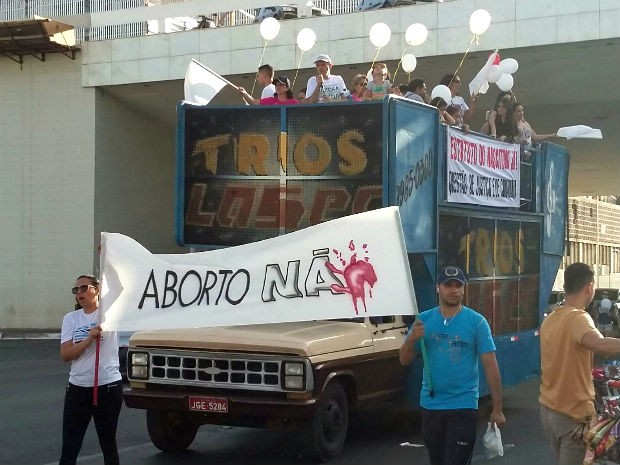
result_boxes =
[1,339,554,465]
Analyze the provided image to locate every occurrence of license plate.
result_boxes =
[188,396,228,413]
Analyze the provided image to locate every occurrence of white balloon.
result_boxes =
[486,65,502,83]
[296,28,316,52]
[405,23,428,47]
[366,68,373,83]
[369,23,391,48]
[401,54,417,73]
[499,58,519,75]
[431,85,452,105]
[259,17,280,42]
[469,9,491,35]
[496,73,514,92]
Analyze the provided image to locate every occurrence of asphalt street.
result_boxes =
[0,338,555,465]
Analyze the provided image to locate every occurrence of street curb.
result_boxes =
[0,332,61,340]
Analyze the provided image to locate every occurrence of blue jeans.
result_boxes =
[59,381,123,465]
[420,407,478,465]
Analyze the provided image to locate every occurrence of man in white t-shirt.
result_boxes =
[259,64,276,99]
[303,54,348,103]
[439,73,478,123]
[239,64,276,105]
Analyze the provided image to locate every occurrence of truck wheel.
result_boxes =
[146,410,198,452]
[303,381,349,462]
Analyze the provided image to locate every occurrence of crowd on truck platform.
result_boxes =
[235,53,560,159]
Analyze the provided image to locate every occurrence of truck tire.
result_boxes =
[303,381,349,462]
[146,410,198,452]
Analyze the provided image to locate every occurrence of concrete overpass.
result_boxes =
[69,0,620,196]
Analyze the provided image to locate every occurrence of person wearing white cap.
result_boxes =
[303,54,348,103]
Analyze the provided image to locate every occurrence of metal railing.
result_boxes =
[0,0,146,41]
[0,0,26,20]
[0,0,375,42]
[315,0,358,15]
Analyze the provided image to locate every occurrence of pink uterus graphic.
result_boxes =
[326,240,377,315]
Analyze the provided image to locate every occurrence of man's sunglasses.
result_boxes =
[72,284,95,295]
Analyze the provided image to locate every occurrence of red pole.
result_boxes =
[93,336,100,406]
[94,242,102,406]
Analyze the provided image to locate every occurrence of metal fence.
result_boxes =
[0,0,364,41]
[0,0,26,20]
[315,0,358,15]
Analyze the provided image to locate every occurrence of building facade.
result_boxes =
[558,196,620,289]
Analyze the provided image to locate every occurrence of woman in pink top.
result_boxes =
[238,76,299,105]
[348,74,368,101]
[261,76,299,105]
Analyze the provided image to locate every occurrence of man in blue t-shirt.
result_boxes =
[399,266,505,465]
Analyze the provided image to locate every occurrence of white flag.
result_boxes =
[469,51,499,96]
[184,59,229,105]
[99,207,417,331]
[557,125,603,140]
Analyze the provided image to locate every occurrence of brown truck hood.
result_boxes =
[129,321,375,357]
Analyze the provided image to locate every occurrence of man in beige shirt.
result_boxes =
[540,262,620,465]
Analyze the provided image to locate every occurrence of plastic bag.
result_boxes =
[482,422,504,459]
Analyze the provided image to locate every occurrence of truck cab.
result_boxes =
[125,316,409,461]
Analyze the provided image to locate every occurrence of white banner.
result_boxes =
[446,128,520,207]
[99,207,417,331]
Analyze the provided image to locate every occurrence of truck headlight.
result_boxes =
[129,351,149,380]
[131,353,148,365]
[284,376,304,390]
[132,366,148,378]
[284,362,304,376]
[283,361,305,390]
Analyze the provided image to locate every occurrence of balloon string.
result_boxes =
[292,50,304,90]
[369,47,381,75]
[450,34,477,87]
[392,48,406,84]
[251,40,268,96]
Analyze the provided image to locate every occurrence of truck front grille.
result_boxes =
[152,354,280,385]
[135,349,309,392]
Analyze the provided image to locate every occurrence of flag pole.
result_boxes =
[190,59,237,89]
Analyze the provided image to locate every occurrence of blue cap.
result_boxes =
[437,266,466,285]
